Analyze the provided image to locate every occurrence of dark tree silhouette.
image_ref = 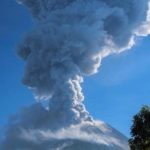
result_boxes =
[129,105,150,150]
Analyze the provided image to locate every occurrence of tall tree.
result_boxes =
[129,105,150,150]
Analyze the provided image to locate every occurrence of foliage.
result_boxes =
[129,105,150,150]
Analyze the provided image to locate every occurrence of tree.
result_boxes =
[129,105,150,150]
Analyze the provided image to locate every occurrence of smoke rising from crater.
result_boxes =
[17,0,150,122]
[1,0,150,149]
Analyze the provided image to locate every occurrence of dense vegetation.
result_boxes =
[129,105,150,150]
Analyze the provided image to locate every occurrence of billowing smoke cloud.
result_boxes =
[16,0,150,123]
[1,0,150,149]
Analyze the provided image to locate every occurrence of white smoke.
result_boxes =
[1,0,150,149]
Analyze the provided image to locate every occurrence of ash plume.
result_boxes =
[1,0,150,150]
[17,0,150,123]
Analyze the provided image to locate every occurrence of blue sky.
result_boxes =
[0,0,150,137]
